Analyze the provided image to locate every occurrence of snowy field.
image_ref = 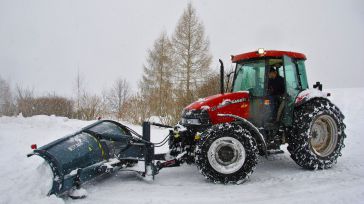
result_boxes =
[0,88,364,204]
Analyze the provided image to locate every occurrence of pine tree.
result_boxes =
[140,32,174,119]
[172,3,212,104]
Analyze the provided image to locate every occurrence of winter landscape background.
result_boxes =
[0,88,363,204]
[0,0,363,203]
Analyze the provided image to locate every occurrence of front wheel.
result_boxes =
[287,98,346,170]
[195,123,258,184]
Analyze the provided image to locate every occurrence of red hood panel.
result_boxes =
[185,92,250,124]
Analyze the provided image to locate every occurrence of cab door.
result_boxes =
[282,55,301,126]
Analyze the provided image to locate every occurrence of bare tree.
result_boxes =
[15,85,35,117]
[78,92,105,120]
[0,76,15,116]
[195,72,221,98]
[140,32,174,120]
[172,3,212,104]
[26,95,73,117]
[123,92,150,125]
[107,78,131,120]
[74,70,84,119]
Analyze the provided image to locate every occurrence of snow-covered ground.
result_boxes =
[0,88,363,204]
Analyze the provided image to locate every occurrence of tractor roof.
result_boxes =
[232,50,306,63]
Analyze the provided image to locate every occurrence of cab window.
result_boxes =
[233,60,265,96]
[297,60,308,89]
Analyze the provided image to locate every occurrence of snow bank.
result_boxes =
[0,88,363,204]
[6,157,62,204]
[0,115,92,204]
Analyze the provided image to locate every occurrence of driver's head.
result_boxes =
[274,63,282,69]
[269,67,277,79]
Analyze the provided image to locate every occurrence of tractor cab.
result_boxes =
[231,49,308,127]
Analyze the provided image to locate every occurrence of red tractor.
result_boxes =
[28,49,346,197]
[167,49,346,184]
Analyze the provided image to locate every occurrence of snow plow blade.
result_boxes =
[27,120,156,197]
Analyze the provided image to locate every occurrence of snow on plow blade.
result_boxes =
[27,120,155,197]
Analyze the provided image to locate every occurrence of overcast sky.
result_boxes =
[0,0,363,97]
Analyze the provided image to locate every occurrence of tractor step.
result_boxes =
[267,149,284,155]
[154,153,167,160]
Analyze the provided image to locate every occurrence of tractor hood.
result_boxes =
[183,91,250,125]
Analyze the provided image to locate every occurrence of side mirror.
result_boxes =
[225,71,234,93]
[313,81,323,91]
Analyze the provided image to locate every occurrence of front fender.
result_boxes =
[217,114,267,157]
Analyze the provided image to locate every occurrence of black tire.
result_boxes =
[195,123,258,184]
[287,98,346,170]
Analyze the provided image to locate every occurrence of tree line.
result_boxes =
[0,3,221,125]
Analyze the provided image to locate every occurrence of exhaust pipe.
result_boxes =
[219,59,224,95]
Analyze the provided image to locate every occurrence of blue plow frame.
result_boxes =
[27,120,155,196]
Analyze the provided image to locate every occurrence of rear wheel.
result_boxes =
[195,123,258,184]
[287,98,346,169]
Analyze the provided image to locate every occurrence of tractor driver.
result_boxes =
[267,65,285,123]
[268,66,284,96]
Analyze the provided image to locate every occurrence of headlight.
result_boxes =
[181,109,210,126]
[181,118,201,125]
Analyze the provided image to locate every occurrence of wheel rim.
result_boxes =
[310,115,338,157]
[207,137,246,174]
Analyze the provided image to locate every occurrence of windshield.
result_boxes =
[232,60,266,96]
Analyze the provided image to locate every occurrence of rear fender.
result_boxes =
[295,88,329,107]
